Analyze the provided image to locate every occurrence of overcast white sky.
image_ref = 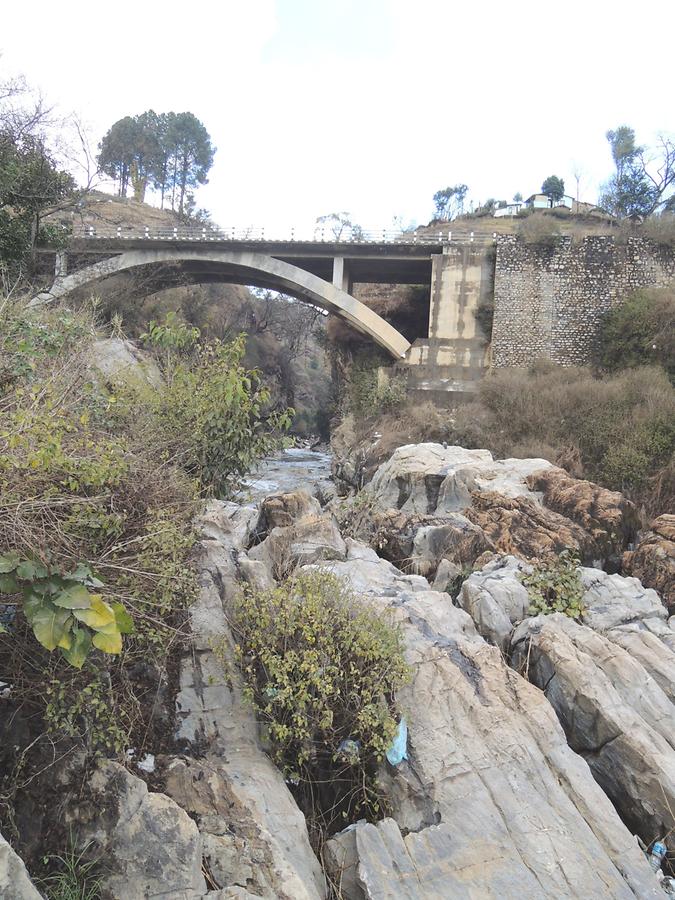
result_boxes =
[2,0,673,231]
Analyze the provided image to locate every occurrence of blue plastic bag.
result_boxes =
[386,717,408,766]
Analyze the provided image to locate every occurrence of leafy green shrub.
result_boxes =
[44,671,129,756]
[345,357,407,420]
[154,333,293,496]
[223,571,409,840]
[600,288,675,381]
[521,551,584,619]
[0,300,199,763]
[140,310,200,382]
[0,555,131,666]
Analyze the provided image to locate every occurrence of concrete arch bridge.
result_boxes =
[36,226,495,391]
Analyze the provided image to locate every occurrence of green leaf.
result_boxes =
[111,601,134,635]
[30,603,72,652]
[61,627,91,669]
[23,590,48,623]
[92,629,122,654]
[53,584,92,610]
[16,560,36,580]
[72,594,115,628]
[32,560,49,579]
[68,564,104,588]
[0,574,19,594]
[0,552,21,573]
[0,623,6,633]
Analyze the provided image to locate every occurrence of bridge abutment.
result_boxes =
[400,244,494,394]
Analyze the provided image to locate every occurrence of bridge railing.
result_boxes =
[63,224,498,245]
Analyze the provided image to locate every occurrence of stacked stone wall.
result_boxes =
[492,235,675,367]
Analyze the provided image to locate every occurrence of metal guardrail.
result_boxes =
[64,225,498,246]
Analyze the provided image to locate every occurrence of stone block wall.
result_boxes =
[492,235,675,367]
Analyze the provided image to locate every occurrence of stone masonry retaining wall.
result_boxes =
[492,235,675,367]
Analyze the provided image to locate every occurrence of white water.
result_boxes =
[239,446,333,503]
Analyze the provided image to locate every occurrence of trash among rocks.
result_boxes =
[337,739,361,763]
[649,840,667,872]
[662,876,675,897]
[385,717,408,767]
[137,753,155,774]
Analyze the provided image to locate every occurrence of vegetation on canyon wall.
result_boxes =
[0,300,290,847]
[224,569,409,845]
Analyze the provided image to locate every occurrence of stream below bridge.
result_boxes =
[238,446,333,504]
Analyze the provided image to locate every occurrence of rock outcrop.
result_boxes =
[315,546,661,898]
[172,499,326,899]
[71,761,207,900]
[464,490,596,562]
[90,338,163,389]
[458,555,533,651]
[0,831,41,900]
[527,467,639,567]
[512,613,675,857]
[623,514,675,613]
[366,508,494,578]
[165,757,324,900]
[365,443,551,515]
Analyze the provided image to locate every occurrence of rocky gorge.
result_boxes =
[2,348,674,898]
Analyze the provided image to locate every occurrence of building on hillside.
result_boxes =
[494,201,525,217]
[525,193,574,211]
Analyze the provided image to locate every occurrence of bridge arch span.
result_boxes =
[35,248,411,359]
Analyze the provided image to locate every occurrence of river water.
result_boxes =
[238,447,333,504]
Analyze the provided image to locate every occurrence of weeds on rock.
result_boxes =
[221,570,409,847]
[37,837,102,900]
[521,551,584,619]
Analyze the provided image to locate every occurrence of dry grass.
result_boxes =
[334,365,674,518]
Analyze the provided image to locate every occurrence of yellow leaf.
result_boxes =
[57,631,73,650]
[73,594,115,628]
[92,629,122,654]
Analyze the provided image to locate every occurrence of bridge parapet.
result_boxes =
[45,224,498,247]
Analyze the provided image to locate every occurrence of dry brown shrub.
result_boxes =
[517,213,562,247]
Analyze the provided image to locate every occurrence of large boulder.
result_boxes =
[367,508,494,579]
[248,515,347,580]
[579,567,668,632]
[435,455,553,513]
[0,831,41,899]
[511,613,675,856]
[71,761,206,900]
[464,491,596,563]
[165,758,326,900]
[458,555,533,651]
[195,500,258,551]
[90,338,163,389]
[315,547,660,898]
[255,489,322,535]
[623,514,675,614]
[527,468,639,567]
[366,443,493,514]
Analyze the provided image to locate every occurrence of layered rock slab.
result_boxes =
[512,612,675,857]
[316,547,660,898]
[175,499,326,899]
[0,830,41,900]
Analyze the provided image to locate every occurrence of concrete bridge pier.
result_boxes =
[332,256,352,294]
[401,244,493,396]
